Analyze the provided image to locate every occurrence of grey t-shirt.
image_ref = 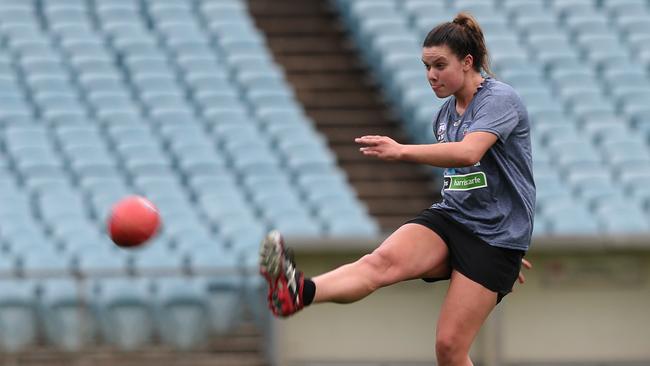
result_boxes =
[431,77,535,251]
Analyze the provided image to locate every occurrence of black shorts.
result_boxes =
[406,208,525,304]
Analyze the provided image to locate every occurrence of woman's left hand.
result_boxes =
[517,258,532,284]
[355,135,404,161]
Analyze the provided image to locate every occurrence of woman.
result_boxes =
[260,12,535,366]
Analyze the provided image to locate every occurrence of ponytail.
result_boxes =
[423,12,493,77]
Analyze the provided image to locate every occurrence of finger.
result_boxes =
[355,135,386,143]
[355,135,383,141]
[355,137,379,146]
[354,137,375,145]
[522,258,532,269]
[518,273,525,284]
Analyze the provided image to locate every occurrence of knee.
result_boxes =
[357,249,394,288]
[435,332,467,365]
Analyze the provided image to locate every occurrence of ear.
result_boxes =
[462,54,474,72]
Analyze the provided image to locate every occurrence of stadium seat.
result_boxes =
[96,278,155,350]
[595,201,650,234]
[239,252,267,328]
[184,246,243,334]
[327,214,381,237]
[130,244,187,276]
[75,247,131,277]
[153,277,210,350]
[602,0,649,18]
[19,249,73,278]
[544,201,601,235]
[39,278,98,351]
[0,280,39,352]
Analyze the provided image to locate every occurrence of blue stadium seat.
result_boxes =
[402,0,446,18]
[39,278,98,351]
[616,15,650,38]
[239,253,267,329]
[60,227,105,255]
[200,1,249,23]
[183,246,243,334]
[36,190,89,221]
[153,277,210,350]
[272,214,323,237]
[75,247,130,277]
[79,73,127,93]
[0,280,39,352]
[567,171,621,205]
[548,0,597,16]
[452,0,500,17]
[602,0,649,18]
[130,244,186,276]
[544,200,601,235]
[327,213,380,237]
[564,15,610,37]
[18,248,72,278]
[584,121,631,146]
[219,219,266,251]
[595,201,650,234]
[96,278,155,350]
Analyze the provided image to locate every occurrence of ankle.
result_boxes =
[303,278,316,306]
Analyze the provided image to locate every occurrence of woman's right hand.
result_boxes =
[355,135,404,161]
[517,258,532,284]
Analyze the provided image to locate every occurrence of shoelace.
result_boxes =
[270,248,300,315]
[285,247,295,265]
[283,248,299,301]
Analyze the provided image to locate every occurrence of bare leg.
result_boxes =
[312,223,450,304]
[435,271,498,366]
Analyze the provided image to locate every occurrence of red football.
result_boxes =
[107,196,160,248]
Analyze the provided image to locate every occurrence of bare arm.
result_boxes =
[355,132,498,168]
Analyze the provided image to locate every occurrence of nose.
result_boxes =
[427,68,437,82]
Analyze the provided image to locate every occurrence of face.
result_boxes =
[422,45,473,98]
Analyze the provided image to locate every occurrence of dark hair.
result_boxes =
[422,12,493,77]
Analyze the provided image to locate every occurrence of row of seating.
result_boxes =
[0,275,265,352]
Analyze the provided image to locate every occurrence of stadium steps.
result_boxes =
[249,0,440,231]
[246,0,329,16]
[274,54,364,72]
[287,72,371,91]
[268,36,348,54]
[298,90,383,108]
[0,323,266,366]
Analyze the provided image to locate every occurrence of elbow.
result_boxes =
[459,149,483,167]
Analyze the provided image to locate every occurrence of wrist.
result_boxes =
[397,144,409,161]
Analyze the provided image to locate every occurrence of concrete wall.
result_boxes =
[270,245,650,366]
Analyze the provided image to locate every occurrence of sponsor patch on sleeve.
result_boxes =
[443,172,488,191]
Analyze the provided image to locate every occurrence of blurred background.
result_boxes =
[0,0,649,365]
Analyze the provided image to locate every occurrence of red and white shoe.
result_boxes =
[259,230,306,317]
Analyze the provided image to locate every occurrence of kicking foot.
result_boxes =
[259,230,305,317]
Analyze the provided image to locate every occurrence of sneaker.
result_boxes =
[259,230,305,317]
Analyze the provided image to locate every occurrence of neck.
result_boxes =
[455,73,485,113]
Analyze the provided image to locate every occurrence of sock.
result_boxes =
[303,278,316,306]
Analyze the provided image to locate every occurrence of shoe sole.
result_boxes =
[259,230,284,280]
